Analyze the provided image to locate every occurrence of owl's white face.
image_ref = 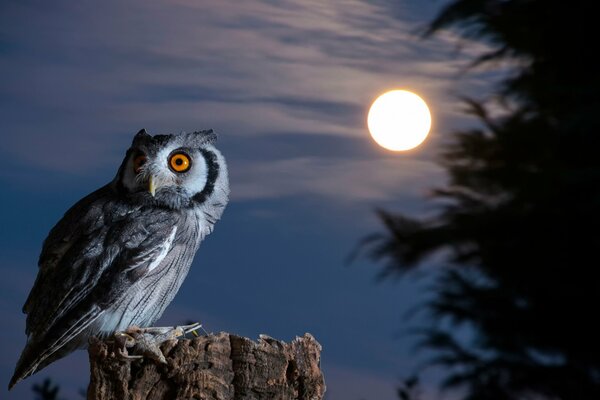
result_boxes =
[121,144,210,196]
[115,129,229,210]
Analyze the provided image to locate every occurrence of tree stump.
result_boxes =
[87,332,325,400]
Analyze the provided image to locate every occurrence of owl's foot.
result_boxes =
[114,323,205,364]
[113,331,142,360]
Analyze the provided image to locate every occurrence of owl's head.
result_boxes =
[114,129,229,211]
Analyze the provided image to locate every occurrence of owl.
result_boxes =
[9,129,229,389]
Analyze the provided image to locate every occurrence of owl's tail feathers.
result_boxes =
[9,306,103,389]
[8,337,76,390]
[9,340,44,390]
[8,337,66,390]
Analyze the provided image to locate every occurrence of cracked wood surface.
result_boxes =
[87,332,325,400]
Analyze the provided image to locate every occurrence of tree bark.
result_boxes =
[87,332,325,400]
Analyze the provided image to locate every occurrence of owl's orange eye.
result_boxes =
[169,153,191,173]
[133,154,147,174]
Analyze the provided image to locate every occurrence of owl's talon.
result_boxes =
[181,322,210,337]
[112,322,207,364]
[181,322,205,336]
[117,347,143,360]
[116,332,136,342]
[113,331,143,361]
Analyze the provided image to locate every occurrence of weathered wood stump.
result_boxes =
[87,332,325,400]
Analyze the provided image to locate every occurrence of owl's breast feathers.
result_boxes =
[11,184,206,388]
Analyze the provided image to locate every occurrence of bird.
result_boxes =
[9,128,229,389]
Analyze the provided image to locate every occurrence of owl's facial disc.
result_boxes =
[145,151,193,197]
[116,130,227,209]
[125,145,209,201]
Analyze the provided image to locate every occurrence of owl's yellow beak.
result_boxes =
[148,175,156,197]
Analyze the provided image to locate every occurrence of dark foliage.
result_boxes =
[366,1,600,399]
[397,375,422,400]
[32,378,63,400]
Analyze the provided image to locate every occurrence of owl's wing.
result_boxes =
[13,187,179,386]
[22,184,113,330]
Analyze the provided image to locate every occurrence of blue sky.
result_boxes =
[0,1,495,399]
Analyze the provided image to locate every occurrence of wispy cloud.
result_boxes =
[231,156,442,202]
[1,0,485,169]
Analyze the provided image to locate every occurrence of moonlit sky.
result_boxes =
[0,1,497,399]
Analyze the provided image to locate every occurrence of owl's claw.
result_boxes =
[113,332,143,360]
[113,323,206,364]
[181,322,207,336]
[116,347,144,360]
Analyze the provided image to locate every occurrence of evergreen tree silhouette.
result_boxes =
[364,1,600,399]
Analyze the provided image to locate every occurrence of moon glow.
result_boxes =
[368,90,432,151]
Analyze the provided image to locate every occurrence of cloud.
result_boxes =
[2,0,460,205]
[0,0,488,173]
[230,156,443,202]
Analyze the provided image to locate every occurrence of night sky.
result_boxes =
[0,1,495,399]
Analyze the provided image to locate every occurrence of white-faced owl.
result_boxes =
[9,129,229,388]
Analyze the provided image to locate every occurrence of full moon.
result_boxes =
[367,90,432,151]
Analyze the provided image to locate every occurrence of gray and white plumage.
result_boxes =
[9,129,229,389]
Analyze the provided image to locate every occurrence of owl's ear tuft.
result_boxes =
[132,129,150,144]
[192,129,217,146]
